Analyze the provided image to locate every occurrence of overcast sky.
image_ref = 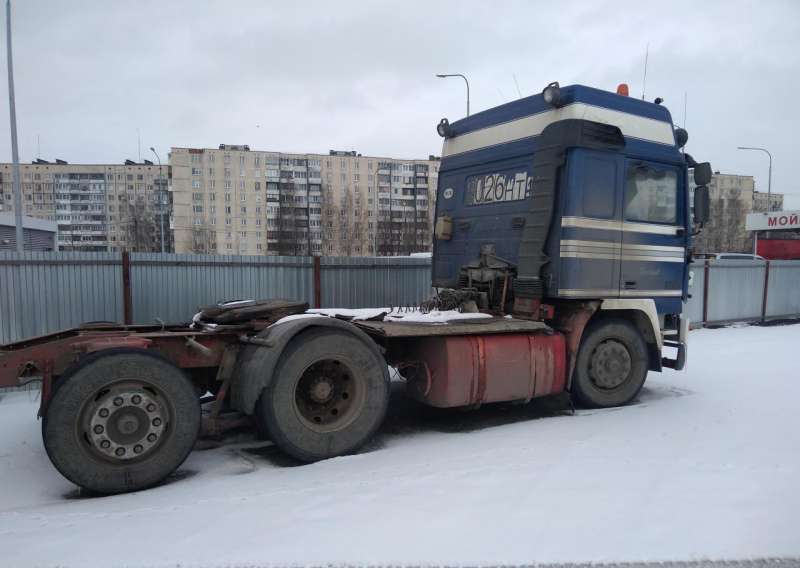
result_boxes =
[2,0,799,206]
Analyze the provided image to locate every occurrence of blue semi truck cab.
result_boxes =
[431,81,711,383]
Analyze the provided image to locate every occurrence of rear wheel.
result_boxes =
[571,319,649,408]
[43,350,200,494]
[255,329,389,462]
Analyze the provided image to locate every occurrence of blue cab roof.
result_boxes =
[447,84,675,138]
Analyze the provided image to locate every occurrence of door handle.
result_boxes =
[624,281,637,289]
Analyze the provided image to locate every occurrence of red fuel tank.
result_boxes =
[404,332,567,408]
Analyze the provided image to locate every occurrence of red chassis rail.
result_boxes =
[0,324,238,414]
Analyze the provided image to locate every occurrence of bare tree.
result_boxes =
[121,200,159,252]
[190,227,215,254]
[696,193,749,253]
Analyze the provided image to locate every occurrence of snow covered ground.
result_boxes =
[1,323,799,567]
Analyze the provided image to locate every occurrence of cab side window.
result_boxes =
[624,163,677,224]
[582,156,617,219]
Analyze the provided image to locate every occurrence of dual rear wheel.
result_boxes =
[43,330,390,494]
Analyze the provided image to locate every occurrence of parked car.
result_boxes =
[695,253,766,261]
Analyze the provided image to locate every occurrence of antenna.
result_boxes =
[37,134,40,158]
[497,87,506,102]
[641,43,649,100]
[137,128,141,162]
[683,91,688,129]
[512,74,522,98]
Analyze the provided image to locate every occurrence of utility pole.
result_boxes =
[6,0,23,253]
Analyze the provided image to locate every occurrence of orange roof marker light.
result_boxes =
[616,83,630,96]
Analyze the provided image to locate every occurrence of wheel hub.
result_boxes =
[308,377,335,404]
[294,360,360,432]
[86,389,167,461]
[589,340,632,390]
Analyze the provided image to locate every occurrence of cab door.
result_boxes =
[619,160,685,302]
[556,149,623,297]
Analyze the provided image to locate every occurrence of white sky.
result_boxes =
[1,0,799,206]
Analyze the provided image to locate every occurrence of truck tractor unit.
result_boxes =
[0,82,711,494]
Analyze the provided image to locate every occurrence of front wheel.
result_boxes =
[43,350,200,494]
[571,318,649,408]
[255,328,390,462]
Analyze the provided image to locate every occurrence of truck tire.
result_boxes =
[43,350,200,494]
[255,328,390,462]
[571,318,649,408]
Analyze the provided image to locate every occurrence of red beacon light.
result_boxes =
[616,83,629,96]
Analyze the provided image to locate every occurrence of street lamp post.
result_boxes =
[149,147,165,253]
[6,0,23,253]
[737,146,773,209]
[436,73,470,117]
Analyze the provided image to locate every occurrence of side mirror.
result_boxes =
[694,185,710,225]
[694,162,712,186]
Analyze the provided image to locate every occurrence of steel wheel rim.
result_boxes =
[292,359,366,433]
[78,380,171,463]
[589,339,632,390]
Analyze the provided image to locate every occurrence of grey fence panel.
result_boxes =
[706,260,766,323]
[765,261,800,319]
[320,256,432,308]
[129,253,314,324]
[684,262,705,325]
[0,251,123,344]
[4,253,799,345]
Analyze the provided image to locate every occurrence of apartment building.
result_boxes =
[753,190,783,212]
[170,145,439,256]
[692,173,785,253]
[0,160,170,252]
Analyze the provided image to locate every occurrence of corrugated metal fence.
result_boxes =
[0,252,432,344]
[0,251,124,344]
[1,253,798,344]
[685,260,800,326]
[130,254,315,325]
